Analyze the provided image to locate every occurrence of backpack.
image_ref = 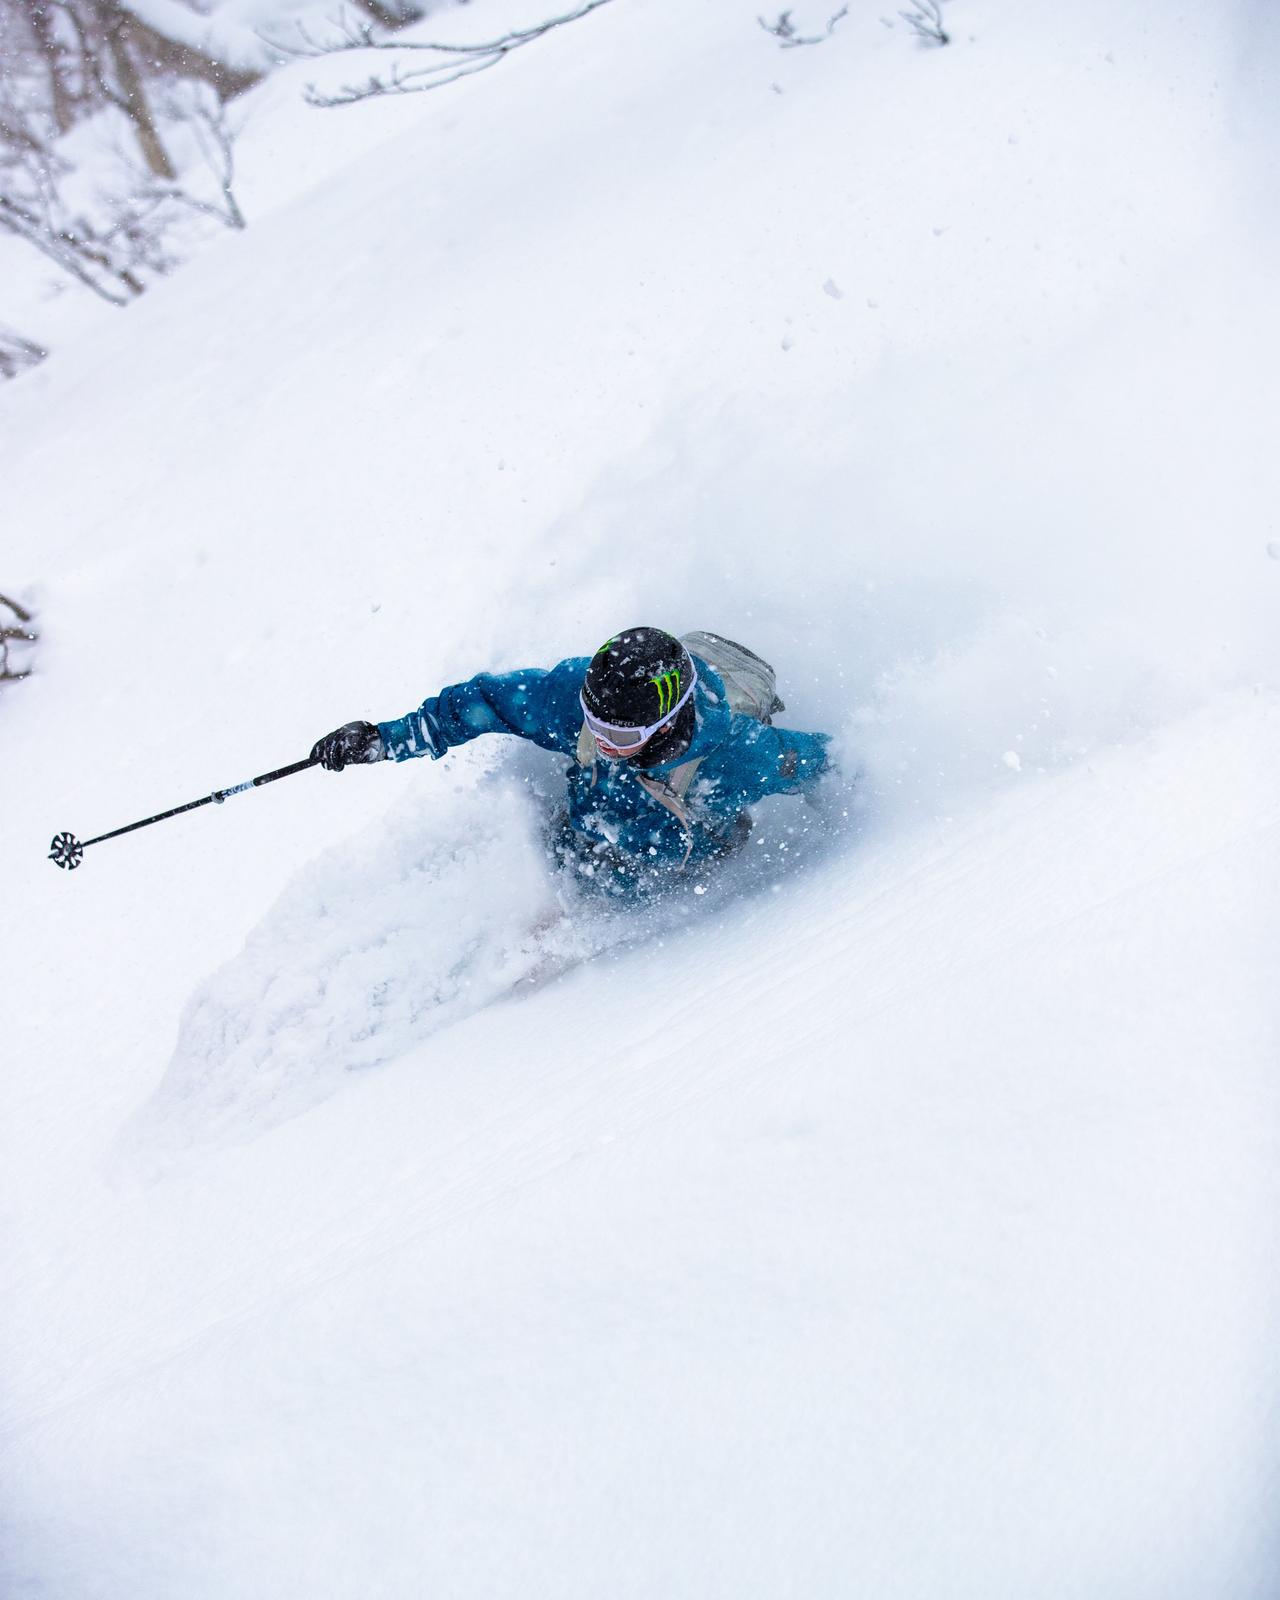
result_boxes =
[678,630,785,723]
[575,631,784,865]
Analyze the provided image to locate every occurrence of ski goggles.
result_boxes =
[579,664,698,757]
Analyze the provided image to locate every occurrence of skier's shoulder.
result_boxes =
[689,668,832,784]
[689,660,784,751]
[537,655,591,715]
[681,664,733,755]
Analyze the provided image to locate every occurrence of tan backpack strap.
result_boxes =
[664,757,703,799]
[576,722,601,786]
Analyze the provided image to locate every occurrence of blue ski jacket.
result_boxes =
[377,655,831,876]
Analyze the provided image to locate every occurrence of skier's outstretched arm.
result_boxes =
[311,659,589,771]
[718,720,833,805]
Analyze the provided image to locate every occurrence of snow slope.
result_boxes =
[2,1,1278,1595]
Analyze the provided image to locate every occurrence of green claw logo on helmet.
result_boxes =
[582,627,693,736]
[649,669,682,717]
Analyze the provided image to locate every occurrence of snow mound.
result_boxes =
[130,745,854,1156]
[133,774,576,1151]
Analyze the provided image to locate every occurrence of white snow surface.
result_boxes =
[2,0,1279,1595]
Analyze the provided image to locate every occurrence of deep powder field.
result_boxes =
[2,1,1278,1595]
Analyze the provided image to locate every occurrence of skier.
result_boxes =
[310,627,832,898]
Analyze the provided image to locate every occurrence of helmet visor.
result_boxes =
[579,665,697,757]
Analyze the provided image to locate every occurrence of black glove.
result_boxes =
[311,720,385,772]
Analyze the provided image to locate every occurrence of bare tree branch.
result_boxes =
[899,0,949,46]
[0,0,256,318]
[296,0,619,108]
[0,192,138,303]
[0,327,48,380]
[0,333,47,379]
[188,94,246,229]
[138,88,247,229]
[0,592,38,682]
[757,8,849,47]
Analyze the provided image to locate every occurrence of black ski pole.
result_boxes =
[49,756,320,870]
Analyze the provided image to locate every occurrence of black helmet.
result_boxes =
[580,627,697,762]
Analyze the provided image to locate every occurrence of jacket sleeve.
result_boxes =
[700,718,832,813]
[377,658,589,762]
